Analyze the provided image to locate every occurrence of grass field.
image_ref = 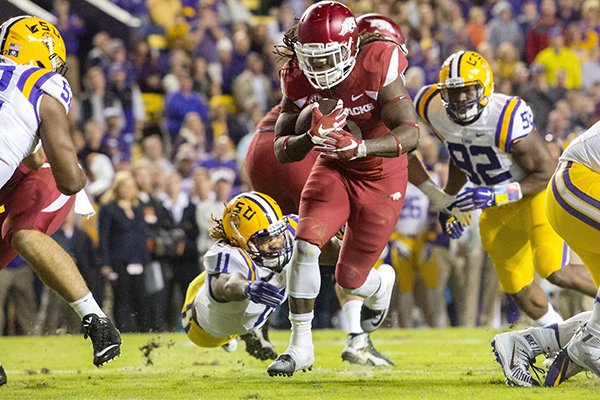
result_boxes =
[0,328,598,399]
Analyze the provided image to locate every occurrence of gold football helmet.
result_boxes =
[222,192,293,271]
[0,16,67,74]
[438,51,493,125]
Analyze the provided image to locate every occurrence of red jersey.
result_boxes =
[256,105,282,132]
[281,40,408,140]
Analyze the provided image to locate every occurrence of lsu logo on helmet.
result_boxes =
[0,15,67,75]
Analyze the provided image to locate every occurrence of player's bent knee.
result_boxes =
[545,269,571,288]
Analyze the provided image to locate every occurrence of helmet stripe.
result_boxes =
[0,16,28,56]
[450,50,464,80]
[243,192,279,224]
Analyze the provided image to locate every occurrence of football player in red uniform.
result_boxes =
[266,2,422,376]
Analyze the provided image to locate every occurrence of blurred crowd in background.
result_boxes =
[1,0,599,336]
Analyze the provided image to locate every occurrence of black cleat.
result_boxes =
[240,326,277,361]
[0,364,6,386]
[82,314,122,367]
[267,354,312,377]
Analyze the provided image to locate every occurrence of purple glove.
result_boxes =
[454,187,495,211]
[438,212,465,239]
[244,281,284,308]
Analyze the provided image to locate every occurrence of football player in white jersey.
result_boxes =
[414,51,596,329]
[492,120,600,387]
[0,16,120,370]
[182,192,293,359]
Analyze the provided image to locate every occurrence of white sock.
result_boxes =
[588,287,600,334]
[69,292,106,319]
[534,303,563,326]
[289,311,314,348]
[342,300,363,335]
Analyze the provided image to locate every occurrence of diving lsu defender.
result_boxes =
[415,50,596,324]
[0,15,72,187]
[181,192,294,360]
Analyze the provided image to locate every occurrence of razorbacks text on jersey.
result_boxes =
[183,214,298,340]
[414,84,534,187]
[0,58,72,187]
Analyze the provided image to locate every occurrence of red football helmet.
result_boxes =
[294,1,359,89]
[356,13,408,55]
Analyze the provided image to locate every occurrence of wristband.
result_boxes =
[493,182,523,206]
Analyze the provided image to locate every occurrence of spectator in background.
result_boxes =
[85,153,116,201]
[0,257,36,335]
[191,168,220,260]
[566,21,599,64]
[534,26,582,90]
[78,120,109,163]
[101,107,130,167]
[232,52,273,116]
[191,56,214,99]
[517,0,539,38]
[130,38,164,95]
[466,7,487,48]
[164,72,210,141]
[53,0,85,95]
[209,95,248,145]
[496,42,526,81]
[173,112,211,158]
[558,0,581,26]
[98,171,151,333]
[133,163,174,332]
[517,64,558,132]
[582,46,600,92]
[486,1,524,57]
[221,30,251,94]
[174,146,197,194]
[526,0,562,63]
[161,171,200,330]
[198,135,238,185]
[147,0,182,32]
[581,0,600,36]
[140,135,175,174]
[189,4,225,84]
[404,67,426,100]
[37,210,99,335]
[85,31,113,72]
[79,67,123,128]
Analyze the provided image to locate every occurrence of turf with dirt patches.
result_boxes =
[0,328,597,399]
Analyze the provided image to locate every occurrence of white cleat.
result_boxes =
[491,330,544,387]
[361,264,396,333]
[221,337,239,353]
[341,333,394,366]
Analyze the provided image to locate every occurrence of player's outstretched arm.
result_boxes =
[211,273,284,308]
[38,95,86,195]
[510,128,555,196]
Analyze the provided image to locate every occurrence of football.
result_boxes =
[295,98,340,134]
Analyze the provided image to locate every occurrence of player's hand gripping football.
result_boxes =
[308,99,348,146]
[245,280,284,308]
[315,129,367,161]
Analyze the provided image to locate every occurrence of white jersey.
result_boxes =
[0,57,72,187]
[415,84,535,187]
[395,182,430,235]
[193,214,298,337]
[560,121,600,173]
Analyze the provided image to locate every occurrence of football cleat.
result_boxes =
[267,354,312,377]
[221,337,238,353]
[545,325,600,387]
[491,331,544,387]
[0,364,6,386]
[240,325,278,361]
[341,333,394,366]
[267,345,314,377]
[82,314,122,367]
[360,264,396,333]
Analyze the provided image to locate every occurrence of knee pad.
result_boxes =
[288,240,321,299]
